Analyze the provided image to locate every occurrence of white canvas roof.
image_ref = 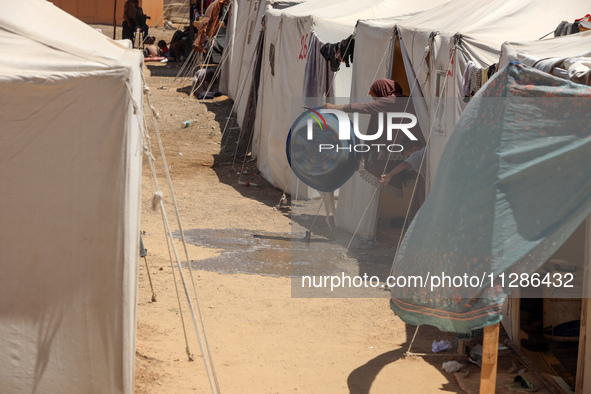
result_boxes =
[0,1,144,392]
[253,0,451,198]
[340,0,591,238]
[397,0,590,184]
[499,30,591,70]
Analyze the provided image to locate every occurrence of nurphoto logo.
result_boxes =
[304,108,419,153]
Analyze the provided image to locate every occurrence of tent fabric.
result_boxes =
[236,28,265,155]
[0,1,143,392]
[341,0,591,239]
[254,0,453,199]
[219,0,306,128]
[389,63,591,333]
[395,0,591,188]
[499,31,591,87]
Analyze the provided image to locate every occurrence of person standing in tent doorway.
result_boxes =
[323,79,426,223]
[122,0,137,45]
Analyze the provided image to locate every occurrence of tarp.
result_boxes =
[389,62,591,333]
[0,1,143,392]
[254,0,451,198]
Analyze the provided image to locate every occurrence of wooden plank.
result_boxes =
[511,290,521,346]
[575,217,591,393]
[480,323,500,394]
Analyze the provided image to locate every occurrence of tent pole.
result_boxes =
[113,0,118,39]
[479,323,500,393]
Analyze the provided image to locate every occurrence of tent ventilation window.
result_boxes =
[434,70,447,135]
[247,20,255,44]
[269,43,275,76]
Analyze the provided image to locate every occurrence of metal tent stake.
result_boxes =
[140,234,157,302]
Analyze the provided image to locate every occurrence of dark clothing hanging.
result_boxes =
[319,34,355,72]
[236,29,265,156]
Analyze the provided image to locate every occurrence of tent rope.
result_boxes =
[137,73,222,393]
[229,24,266,170]
[193,0,260,99]
[173,0,234,94]
[140,103,195,362]
[387,44,457,279]
[148,0,190,45]
[405,325,421,356]
[344,33,433,250]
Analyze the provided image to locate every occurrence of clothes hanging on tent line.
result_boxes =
[554,21,581,37]
[554,14,591,37]
[461,61,498,98]
[303,32,335,99]
[194,0,228,53]
[319,35,355,72]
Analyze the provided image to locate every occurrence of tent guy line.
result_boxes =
[344,37,433,252]
[388,45,455,280]
[139,75,222,393]
[138,85,197,362]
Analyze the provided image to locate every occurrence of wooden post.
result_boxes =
[480,323,500,394]
[576,217,591,393]
[510,290,521,346]
[113,0,118,39]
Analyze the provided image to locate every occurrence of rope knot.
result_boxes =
[152,191,163,211]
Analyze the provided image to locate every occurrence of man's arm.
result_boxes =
[323,102,345,111]
[379,161,411,185]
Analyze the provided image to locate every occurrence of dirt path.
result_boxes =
[133,49,463,394]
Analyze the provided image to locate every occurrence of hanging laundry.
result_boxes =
[554,21,580,37]
[340,35,355,67]
[303,33,335,99]
[465,64,482,97]
[480,67,489,85]
[487,63,497,79]
[461,60,476,97]
[193,0,228,53]
[319,35,355,72]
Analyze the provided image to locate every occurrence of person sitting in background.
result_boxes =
[169,39,187,62]
[143,36,159,57]
[158,40,169,57]
[122,0,137,44]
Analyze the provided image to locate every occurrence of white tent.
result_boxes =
[252,0,451,199]
[337,0,591,238]
[0,1,144,393]
[397,0,590,185]
[499,30,591,77]
[220,0,307,128]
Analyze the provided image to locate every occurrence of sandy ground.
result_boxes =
[95,24,466,394]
